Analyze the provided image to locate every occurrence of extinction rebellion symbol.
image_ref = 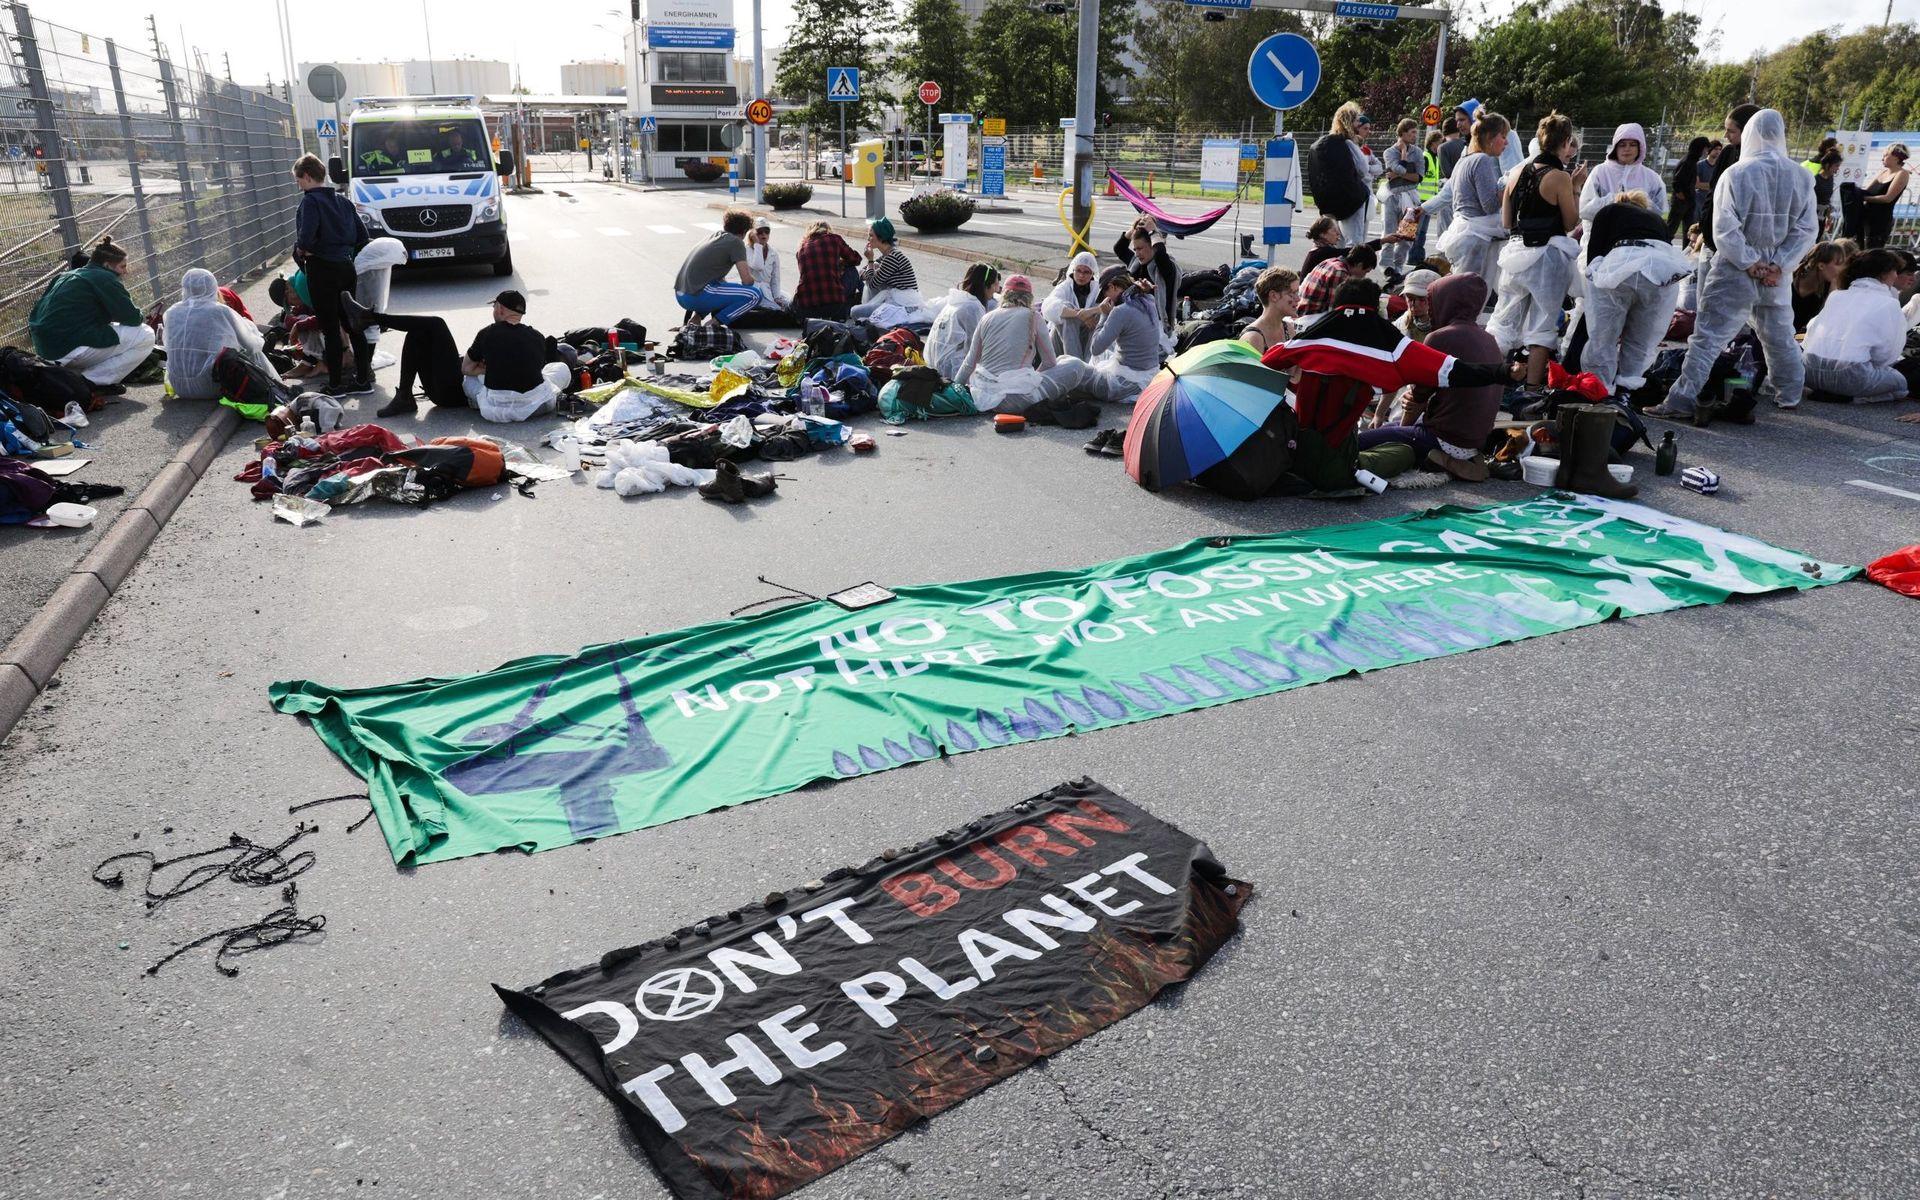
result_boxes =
[636,967,724,1021]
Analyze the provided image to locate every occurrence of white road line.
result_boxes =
[595,226,632,237]
[646,224,684,234]
[1847,478,1920,503]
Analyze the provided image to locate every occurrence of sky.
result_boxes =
[57,0,1902,94]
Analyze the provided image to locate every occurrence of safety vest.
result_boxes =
[359,149,399,173]
[1418,150,1441,200]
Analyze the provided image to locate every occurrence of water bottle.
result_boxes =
[299,416,317,436]
[559,437,582,473]
[260,456,279,480]
[1353,469,1387,494]
[1655,431,1678,476]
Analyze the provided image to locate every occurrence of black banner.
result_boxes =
[496,779,1249,1200]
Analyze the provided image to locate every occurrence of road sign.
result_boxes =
[982,117,1006,137]
[1263,136,1296,247]
[1421,103,1443,126]
[746,98,774,126]
[918,81,942,106]
[827,67,860,102]
[316,117,338,138]
[1334,1,1400,18]
[6,145,21,160]
[981,136,1006,198]
[306,64,346,104]
[1247,33,1320,112]
[718,123,742,150]
[637,115,658,134]
[1183,0,1253,7]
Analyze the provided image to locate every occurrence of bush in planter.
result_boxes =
[900,190,974,232]
[682,159,724,183]
[763,182,813,209]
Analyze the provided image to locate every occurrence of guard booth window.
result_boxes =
[658,124,723,154]
[654,53,729,83]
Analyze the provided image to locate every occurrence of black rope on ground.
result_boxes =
[288,791,375,831]
[92,824,319,910]
[729,573,823,617]
[143,883,326,977]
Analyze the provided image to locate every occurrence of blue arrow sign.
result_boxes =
[316,117,338,137]
[827,67,860,102]
[1247,33,1320,113]
[637,115,658,134]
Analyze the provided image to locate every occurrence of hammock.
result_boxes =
[1106,168,1233,238]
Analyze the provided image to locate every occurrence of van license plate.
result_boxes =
[412,247,455,260]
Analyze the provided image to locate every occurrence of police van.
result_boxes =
[327,95,516,276]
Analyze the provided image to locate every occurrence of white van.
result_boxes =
[328,96,515,276]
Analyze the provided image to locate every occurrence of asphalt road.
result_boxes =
[3,181,1919,1200]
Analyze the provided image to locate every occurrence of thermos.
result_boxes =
[1655,431,1677,476]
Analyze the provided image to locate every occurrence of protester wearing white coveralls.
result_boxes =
[1438,112,1512,286]
[1047,266,1166,405]
[1490,113,1585,388]
[162,268,276,401]
[1042,252,1101,360]
[1801,250,1913,406]
[1578,125,1668,222]
[1647,110,1816,422]
[924,263,1000,381]
[1579,192,1693,395]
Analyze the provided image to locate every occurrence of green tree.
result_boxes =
[1450,3,1660,131]
[776,0,890,130]
[894,0,977,113]
[969,0,1136,128]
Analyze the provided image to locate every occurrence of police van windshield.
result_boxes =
[352,119,491,176]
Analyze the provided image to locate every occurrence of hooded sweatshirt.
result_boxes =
[163,268,272,400]
[1579,123,1669,221]
[1414,273,1502,451]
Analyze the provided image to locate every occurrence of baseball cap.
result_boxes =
[754,216,771,230]
[1401,269,1439,297]
[494,289,527,313]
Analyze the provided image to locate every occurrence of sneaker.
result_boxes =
[339,290,376,332]
[376,393,419,419]
[331,377,376,397]
[1082,429,1117,455]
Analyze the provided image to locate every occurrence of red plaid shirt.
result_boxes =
[1295,257,1355,316]
[794,231,861,309]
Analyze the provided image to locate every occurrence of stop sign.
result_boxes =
[918,80,942,106]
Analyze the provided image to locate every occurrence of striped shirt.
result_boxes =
[862,248,918,296]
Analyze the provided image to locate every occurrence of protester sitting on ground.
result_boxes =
[1492,112,1585,391]
[1647,109,1816,424]
[1300,215,1399,277]
[1356,273,1502,481]
[1801,249,1917,407]
[1791,240,1855,332]
[746,218,788,311]
[925,263,1001,381]
[955,274,1075,412]
[1297,244,1378,317]
[1042,252,1101,359]
[1860,145,1911,250]
[1065,265,1169,403]
[1381,119,1426,278]
[1393,269,1440,343]
[162,268,275,401]
[1311,102,1375,248]
[1438,110,1512,285]
[28,235,156,393]
[1579,124,1667,222]
[1669,136,1711,240]
[1678,223,1707,310]
[459,290,568,422]
[1579,190,1694,399]
[1123,224,1181,335]
[1239,267,1299,354]
[673,208,759,326]
[792,221,862,323]
[853,218,923,320]
[338,292,465,418]
[1261,277,1510,492]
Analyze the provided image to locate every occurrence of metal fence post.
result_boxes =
[105,39,165,307]
[155,53,205,262]
[10,3,81,258]
[203,77,240,279]
[234,88,272,275]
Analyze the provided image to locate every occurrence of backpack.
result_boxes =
[0,458,57,524]
[670,322,742,362]
[212,347,292,412]
[1173,317,1239,356]
[802,319,869,361]
[1177,265,1230,301]
[0,346,93,417]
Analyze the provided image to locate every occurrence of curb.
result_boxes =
[0,402,240,743]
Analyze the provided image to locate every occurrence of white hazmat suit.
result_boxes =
[1654,111,1816,416]
[1578,124,1669,221]
[162,268,274,401]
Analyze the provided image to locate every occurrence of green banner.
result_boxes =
[270,495,1855,866]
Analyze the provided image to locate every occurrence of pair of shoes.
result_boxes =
[1773,397,1801,409]
[1083,428,1124,457]
[326,377,377,398]
[1642,402,1693,422]
[1426,448,1489,482]
[1551,402,1637,499]
[376,393,419,419]
[697,459,778,503]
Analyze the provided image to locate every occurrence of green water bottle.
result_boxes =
[1655,430,1678,476]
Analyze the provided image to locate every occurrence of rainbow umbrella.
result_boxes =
[1123,339,1296,500]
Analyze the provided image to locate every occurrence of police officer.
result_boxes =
[358,132,404,174]
[438,128,483,170]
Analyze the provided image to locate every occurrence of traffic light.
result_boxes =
[32,144,44,159]
[1101,112,1111,129]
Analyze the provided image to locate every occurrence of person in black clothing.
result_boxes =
[1112,219,1181,333]
[1310,102,1374,247]
[1812,151,1843,238]
[1668,136,1710,240]
[1698,104,1759,260]
[291,153,371,397]
[1579,190,1693,395]
[344,289,554,418]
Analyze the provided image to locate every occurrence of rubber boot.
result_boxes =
[1558,403,1637,499]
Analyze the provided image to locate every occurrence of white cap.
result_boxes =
[1401,269,1440,297]
[754,216,771,230]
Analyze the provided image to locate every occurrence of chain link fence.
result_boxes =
[1,2,300,347]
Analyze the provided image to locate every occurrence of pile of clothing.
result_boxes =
[233,423,533,510]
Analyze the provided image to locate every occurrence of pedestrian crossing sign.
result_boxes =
[827,67,860,102]
[316,118,338,138]
[638,115,658,134]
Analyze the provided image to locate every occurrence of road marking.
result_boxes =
[595,226,631,237]
[1847,479,1920,503]
[646,224,684,234]
[548,228,581,239]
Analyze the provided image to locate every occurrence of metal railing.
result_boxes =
[1,2,300,347]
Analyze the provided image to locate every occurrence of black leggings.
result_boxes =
[371,311,466,407]
[306,257,370,386]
